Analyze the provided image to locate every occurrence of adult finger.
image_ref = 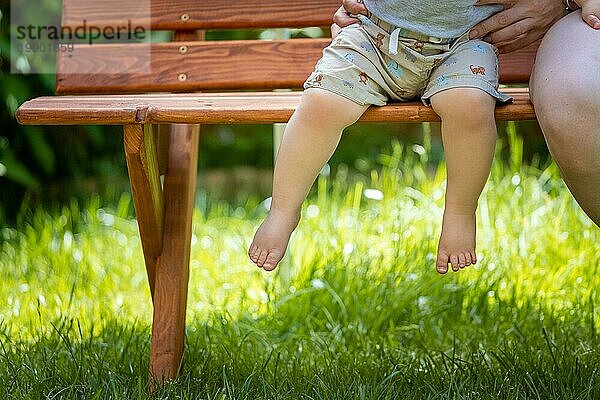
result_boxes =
[342,0,368,15]
[483,17,533,44]
[583,14,600,30]
[469,7,524,39]
[333,5,360,27]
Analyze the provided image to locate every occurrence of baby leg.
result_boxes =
[430,88,497,274]
[249,88,368,271]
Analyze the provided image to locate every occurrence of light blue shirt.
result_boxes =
[362,0,503,38]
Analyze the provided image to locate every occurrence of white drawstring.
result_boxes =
[388,27,402,55]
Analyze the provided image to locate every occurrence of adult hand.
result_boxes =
[331,0,368,38]
[470,0,567,53]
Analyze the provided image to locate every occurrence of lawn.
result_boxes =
[1,134,599,399]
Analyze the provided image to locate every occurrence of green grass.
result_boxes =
[1,134,599,399]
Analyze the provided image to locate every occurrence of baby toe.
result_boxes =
[450,254,460,272]
[464,252,472,266]
[256,249,268,266]
[263,251,282,272]
[250,246,261,263]
[436,251,449,274]
[470,251,477,264]
[458,253,466,269]
[248,244,257,258]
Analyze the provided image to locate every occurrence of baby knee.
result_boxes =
[431,88,495,122]
[299,88,368,127]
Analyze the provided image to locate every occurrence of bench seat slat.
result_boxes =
[16,88,535,125]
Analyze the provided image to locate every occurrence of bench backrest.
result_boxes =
[56,0,538,95]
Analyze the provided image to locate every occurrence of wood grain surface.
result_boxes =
[16,88,536,126]
[62,0,340,30]
[123,124,164,301]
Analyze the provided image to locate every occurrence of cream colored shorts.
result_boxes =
[304,14,512,106]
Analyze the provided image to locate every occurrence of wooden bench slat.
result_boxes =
[56,40,538,94]
[16,88,535,125]
[62,0,341,30]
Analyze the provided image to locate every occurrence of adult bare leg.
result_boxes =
[530,11,600,226]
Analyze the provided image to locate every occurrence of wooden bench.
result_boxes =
[15,0,538,385]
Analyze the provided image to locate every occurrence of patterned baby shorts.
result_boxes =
[303,13,512,106]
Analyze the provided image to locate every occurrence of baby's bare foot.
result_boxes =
[248,208,300,271]
[436,212,477,274]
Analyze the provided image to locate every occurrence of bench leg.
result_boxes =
[124,124,164,300]
[149,124,200,385]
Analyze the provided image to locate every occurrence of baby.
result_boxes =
[248,0,600,274]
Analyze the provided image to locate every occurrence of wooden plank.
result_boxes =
[55,40,537,94]
[16,88,536,126]
[148,89,536,123]
[62,0,341,30]
[149,124,199,384]
[124,124,164,300]
[55,39,328,94]
[16,96,142,124]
